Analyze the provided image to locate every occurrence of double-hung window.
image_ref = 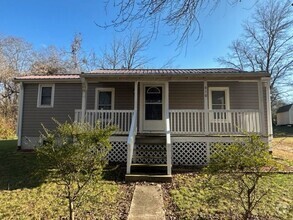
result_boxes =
[209,87,230,120]
[95,88,115,110]
[37,84,55,108]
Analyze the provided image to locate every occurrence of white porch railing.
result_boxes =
[74,109,134,134]
[126,110,137,174]
[170,109,260,135]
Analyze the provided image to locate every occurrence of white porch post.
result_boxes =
[81,78,88,123]
[263,78,273,140]
[134,81,138,113]
[165,81,172,175]
[17,82,24,147]
[204,81,209,135]
[258,80,265,135]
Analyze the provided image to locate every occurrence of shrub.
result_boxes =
[206,134,276,219]
[36,120,115,220]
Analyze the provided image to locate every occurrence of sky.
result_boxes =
[0,0,258,68]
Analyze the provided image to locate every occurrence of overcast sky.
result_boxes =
[0,0,259,68]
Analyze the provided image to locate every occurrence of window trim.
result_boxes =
[37,84,55,108]
[95,88,115,110]
[208,87,230,110]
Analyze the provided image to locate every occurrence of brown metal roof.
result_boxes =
[14,68,269,81]
[14,74,80,81]
[84,68,269,77]
[88,68,241,74]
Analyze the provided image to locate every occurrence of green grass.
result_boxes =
[0,140,43,190]
[171,173,293,219]
[0,140,124,219]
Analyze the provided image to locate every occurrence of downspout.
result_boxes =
[263,78,273,147]
[17,82,24,149]
[81,77,88,123]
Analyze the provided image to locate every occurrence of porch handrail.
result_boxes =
[169,109,260,134]
[126,110,137,174]
[165,115,172,175]
[74,109,133,134]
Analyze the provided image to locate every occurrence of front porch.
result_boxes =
[74,109,261,135]
[75,79,272,181]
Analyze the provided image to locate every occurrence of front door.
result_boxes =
[142,84,165,132]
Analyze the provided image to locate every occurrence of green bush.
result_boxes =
[206,134,276,220]
[37,120,115,220]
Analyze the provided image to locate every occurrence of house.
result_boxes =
[15,68,273,181]
[276,104,293,126]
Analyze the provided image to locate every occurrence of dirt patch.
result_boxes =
[162,182,180,220]
[117,183,135,220]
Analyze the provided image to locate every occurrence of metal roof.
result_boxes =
[14,68,269,81]
[277,104,293,113]
[85,68,268,76]
[14,74,80,81]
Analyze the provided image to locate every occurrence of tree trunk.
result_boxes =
[69,198,75,220]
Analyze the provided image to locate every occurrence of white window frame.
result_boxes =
[37,84,55,108]
[208,87,230,122]
[208,87,230,110]
[95,88,115,110]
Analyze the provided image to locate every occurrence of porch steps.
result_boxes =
[133,148,165,153]
[126,134,171,182]
[125,174,172,182]
[135,135,166,145]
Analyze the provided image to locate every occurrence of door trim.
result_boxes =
[139,82,165,133]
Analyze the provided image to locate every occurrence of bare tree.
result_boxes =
[98,32,150,69]
[30,46,69,75]
[0,36,33,121]
[100,0,242,46]
[218,0,293,104]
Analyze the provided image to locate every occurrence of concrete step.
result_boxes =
[125,174,172,182]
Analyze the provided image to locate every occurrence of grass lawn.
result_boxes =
[272,126,293,168]
[170,173,293,219]
[168,127,293,219]
[0,140,127,219]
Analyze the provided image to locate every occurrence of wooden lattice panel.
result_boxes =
[108,141,128,162]
[172,142,207,165]
[133,144,166,164]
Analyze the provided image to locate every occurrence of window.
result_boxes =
[145,86,162,120]
[209,87,230,110]
[95,88,115,110]
[37,84,55,108]
[209,87,230,121]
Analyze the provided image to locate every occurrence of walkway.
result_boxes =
[128,185,165,220]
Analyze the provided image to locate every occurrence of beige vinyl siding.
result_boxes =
[87,82,134,110]
[169,82,204,109]
[208,82,259,109]
[22,83,82,136]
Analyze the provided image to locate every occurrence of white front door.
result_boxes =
[142,84,165,132]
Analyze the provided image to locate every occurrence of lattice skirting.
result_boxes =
[172,142,208,165]
[107,136,234,165]
[108,141,128,162]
